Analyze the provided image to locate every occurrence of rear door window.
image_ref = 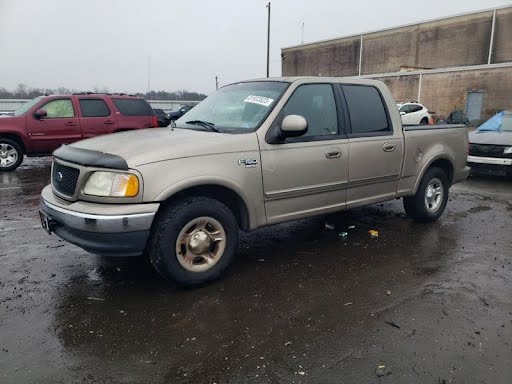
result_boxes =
[79,99,111,117]
[112,98,153,116]
[409,104,423,113]
[342,85,390,136]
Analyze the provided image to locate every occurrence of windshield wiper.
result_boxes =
[185,120,221,133]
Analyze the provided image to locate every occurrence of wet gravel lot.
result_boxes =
[1,158,511,384]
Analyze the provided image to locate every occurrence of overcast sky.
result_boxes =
[0,0,510,95]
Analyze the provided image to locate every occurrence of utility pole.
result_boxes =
[215,75,219,90]
[266,2,271,78]
[301,22,304,44]
[147,56,151,93]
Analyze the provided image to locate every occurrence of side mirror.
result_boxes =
[400,111,406,116]
[34,109,47,119]
[279,115,308,138]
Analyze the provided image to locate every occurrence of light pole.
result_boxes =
[147,56,151,93]
[266,2,271,78]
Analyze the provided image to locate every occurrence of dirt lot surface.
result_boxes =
[1,158,511,384]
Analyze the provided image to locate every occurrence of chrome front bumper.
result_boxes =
[40,185,159,257]
[41,199,156,234]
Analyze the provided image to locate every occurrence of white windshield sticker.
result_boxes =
[244,95,274,107]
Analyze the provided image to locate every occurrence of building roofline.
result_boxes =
[282,4,511,51]
[350,62,512,79]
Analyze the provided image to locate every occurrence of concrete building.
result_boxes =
[281,6,512,124]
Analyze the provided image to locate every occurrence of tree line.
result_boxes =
[0,84,207,101]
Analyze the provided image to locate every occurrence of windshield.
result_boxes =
[175,81,288,132]
[12,96,45,116]
[502,114,512,132]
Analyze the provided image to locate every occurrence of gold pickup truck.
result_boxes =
[40,78,470,285]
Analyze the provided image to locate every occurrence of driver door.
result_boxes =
[28,98,81,153]
[258,83,349,224]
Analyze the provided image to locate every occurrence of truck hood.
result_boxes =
[69,128,259,168]
[469,130,512,146]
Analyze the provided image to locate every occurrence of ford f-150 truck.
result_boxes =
[0,93,157,171]
[40,78,470,285]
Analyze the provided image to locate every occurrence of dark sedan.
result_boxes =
[169,105,194,121]
[153,108,170,127]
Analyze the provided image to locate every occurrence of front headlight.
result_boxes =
[504,147,512,155]
[83,171,139,197]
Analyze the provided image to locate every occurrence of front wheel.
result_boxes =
[403,167,449,222]
[0,139,24,172]
[147,197,239,286]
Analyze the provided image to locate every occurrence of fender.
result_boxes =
[154,176,261,229]
[412,152,455,194]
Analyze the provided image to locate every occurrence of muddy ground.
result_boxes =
[0,158,511,384]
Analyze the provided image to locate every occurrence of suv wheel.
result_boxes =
[0,139,24,172]
[403,167,449,222]
[148,197,239,286]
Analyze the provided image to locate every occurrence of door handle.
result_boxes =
[383,143,396,152]
[65,121,78,126]
[104,120,115,125]
[325,148,341,159]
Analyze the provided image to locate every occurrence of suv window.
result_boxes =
[283,84,338,138]
[40,99,75,118]
[343,85,389,135]
[79,99,110,117]
[409,104,423,113]
[112,98,153,116]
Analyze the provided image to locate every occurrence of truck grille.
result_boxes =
[469,144,512,159]
[52,162,80,196]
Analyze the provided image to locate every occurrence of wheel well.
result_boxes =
[0,133,25,152]
[429,159,454,185]
[161,185,250,231]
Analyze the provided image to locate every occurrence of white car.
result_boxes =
[397,102,432,125]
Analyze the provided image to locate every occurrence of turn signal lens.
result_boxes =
[111,174,139,197]
[84,172,139,197]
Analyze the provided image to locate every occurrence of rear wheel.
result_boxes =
[403,167,449,222]
[0,139,24,172]
[420,117,428,125]
[147,197,239,286]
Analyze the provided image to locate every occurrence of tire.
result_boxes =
[403,167,449,222]
[420,117,428,125]
[0,138,24,172]
[147,197,239,286]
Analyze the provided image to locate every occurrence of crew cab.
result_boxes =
[39,78,470,286]
[0,93,157,171]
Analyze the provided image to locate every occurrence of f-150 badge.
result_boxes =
[238,159,258,168]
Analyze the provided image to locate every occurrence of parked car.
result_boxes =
[446,109,470,126]
[168,105,194,121]
[40,78,469,286]
[397,102,433,125]
[153,108,170,127]
[468,110,512,177]
[0,93,158,171]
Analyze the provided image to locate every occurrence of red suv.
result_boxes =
[0,93,158,171]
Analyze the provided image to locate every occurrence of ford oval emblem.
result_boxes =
[57,171,63,182]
